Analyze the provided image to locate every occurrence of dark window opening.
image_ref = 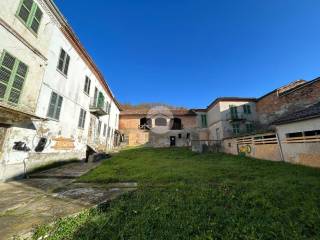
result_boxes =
[178,134,182,139]
[139,117,152,130]
[286,132,303,138]
[304,130,320,136]
[171,118,182,130]
[186,133,190,139]
[155,117,167,126]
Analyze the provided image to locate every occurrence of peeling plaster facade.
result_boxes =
[0,0,120,181]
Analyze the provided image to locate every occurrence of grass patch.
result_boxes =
[34,148,320,240]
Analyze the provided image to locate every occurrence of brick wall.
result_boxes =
[256,79,320,126]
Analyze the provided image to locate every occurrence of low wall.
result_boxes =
[222,133,282,162]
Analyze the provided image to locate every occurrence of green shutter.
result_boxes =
[47,92,63,120]
[47,92,57,118]
[55,96,63,120]
[0,51,28,104]
[30,5,42,33]
[78,109,86,128]
[63,55,70,75]
[230,106,238,119]
[18,0,33,24]
[17,0,43,34]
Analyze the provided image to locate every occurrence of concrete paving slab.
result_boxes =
[0,161,137,239]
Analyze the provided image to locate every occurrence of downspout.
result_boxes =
[276,130,285,162]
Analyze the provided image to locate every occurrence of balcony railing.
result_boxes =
[138,124,152,130]
[226,113,254,122]
[89,98,109,116]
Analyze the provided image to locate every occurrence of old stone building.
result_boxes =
[119,108,198,147]
[0,0,120,181]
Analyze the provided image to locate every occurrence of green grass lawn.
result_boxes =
[33,148,320,240]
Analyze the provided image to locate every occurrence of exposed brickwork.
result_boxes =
[256,79,320,126]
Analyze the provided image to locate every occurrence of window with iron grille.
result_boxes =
[17,0,43,34]
[243,104,251,114]
[47,92,63,120]
[57,49,70,76]
[84,76,91,95]
[0,51,28,104]
[78,109,86,129]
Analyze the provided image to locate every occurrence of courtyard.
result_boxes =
[32,147,320,240]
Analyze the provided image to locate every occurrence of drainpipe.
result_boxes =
[276,131,285,162]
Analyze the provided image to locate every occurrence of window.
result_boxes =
[17,0,43,34]
[97,121,102,136]
[155,117,167,126]
[78,109,86,129]
[103,124,107,137]
[186,133,190,139]
[178,134,182,139]
[230,105,238,119]
[84,76,91,95]
[201,114,207,128]
[243,105,251,114]
[47,92,63,120]
[232,123,240,134]
[0,51,28,104]
[216,128,220,140]
[107,102,111,114]
[171,118,182,130]
[107,126,111,138]
[304,130,320,136]
[246,123,254,133]
[57,49,70,76]
[286,132,303,138]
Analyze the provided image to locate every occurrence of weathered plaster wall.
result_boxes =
[207,101,257,140]
[0,0,120,181]
[276,118,320,168]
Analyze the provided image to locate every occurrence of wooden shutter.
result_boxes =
[18,0,33,23]
[47,92,57,118]
[55,95,63,120]
[30,5,43,33]
[64,55,70,75]
[58,49,65,72]
[0,52,28,104]
[8,61,28,104]
[0,52,15,99]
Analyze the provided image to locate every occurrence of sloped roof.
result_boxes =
[273,102,320,125]
[258,78,320,101]
[207,97,257,111]
[120,108,197,116]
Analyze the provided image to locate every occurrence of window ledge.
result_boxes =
[56,68,68,78]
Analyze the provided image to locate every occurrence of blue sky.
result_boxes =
[54,0,320,108]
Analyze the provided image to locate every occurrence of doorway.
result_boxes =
[170,136,176,147]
